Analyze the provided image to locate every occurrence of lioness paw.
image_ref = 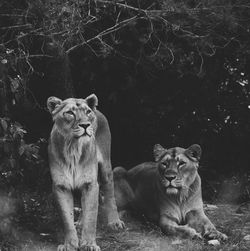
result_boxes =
[220,233,228,241]
[57,243,78,251]
[108,219,125,231]
[204,229,228,241]
[79,243,100,251]
[180,226,202,240]
[58,232,79,251]
[187,228,202,240]
[192,232,203,240]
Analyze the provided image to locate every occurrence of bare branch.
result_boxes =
[66,15,139,54]
[0,24,32,30]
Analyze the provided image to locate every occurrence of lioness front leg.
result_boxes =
[159,215,202,239]
[53,185,79,251]
[102,163,125,230]
[186,210,228,241]
[79,182,100,251]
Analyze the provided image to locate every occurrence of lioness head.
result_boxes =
[153,144,201,195]
[47,94,98,140]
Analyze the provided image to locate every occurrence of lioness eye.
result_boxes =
[179,161,186,166]
[65,111,74,116]
[86,109,92,115]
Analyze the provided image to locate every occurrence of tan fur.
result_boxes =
[47,95,124,251]
[114,144,227,241]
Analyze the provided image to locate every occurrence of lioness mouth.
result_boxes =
[166,183,180,191]
[167,183,177,187]
[166,185,178,189]
[75,131,91,138]
[81,132,91,137]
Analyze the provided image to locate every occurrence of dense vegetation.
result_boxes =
[0,0,250,202]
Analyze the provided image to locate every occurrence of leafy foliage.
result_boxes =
[0,117,46,188]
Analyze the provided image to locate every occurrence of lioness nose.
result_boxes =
[79,123,90,130]
[165,175,176,182]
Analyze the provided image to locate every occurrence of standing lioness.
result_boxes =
[47,94,124,251]
[114,144,227,241]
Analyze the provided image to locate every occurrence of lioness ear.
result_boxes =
[153,144,166,162]
[85,94,98,110]
[47,96,62,114]
[185,144,202,161]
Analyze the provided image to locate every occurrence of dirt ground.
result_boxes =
[0,191,250,251]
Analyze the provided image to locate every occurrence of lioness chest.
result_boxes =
[129,167,196,224]
[49,136,102,190]
[61,161,97,189]
[134,185,196,224]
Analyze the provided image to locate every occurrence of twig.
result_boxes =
[0,14,32,17]
[21,54,54,58]
[0,28,43,46]
[197,45,204,77]
[0,24,32,30]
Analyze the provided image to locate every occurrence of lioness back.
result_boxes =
[116,162,160,222]
[95,110,111,157]
[128,162,157,184]
[128,162,159,214]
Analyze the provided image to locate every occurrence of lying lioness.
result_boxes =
[47,94,124,251]
[114,144,227,240]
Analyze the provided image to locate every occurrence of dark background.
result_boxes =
[0,0,250,202]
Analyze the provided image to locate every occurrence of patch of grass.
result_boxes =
[95,204,250,251]
[1,191,250,250]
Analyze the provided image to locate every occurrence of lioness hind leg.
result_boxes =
[100,163,125,230]
[53,185,79,251]
[113,166,135,211]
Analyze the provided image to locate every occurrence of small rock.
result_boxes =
[171,239,182,245]
[208,239,220,246]
[74,207,81,212]
[205,204,218,210]
[40,233,50,236]
[243,235,250,241]
[1,59,8,64]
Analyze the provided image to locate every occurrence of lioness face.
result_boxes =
[153,144,201,195]
[47,94,98,140]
